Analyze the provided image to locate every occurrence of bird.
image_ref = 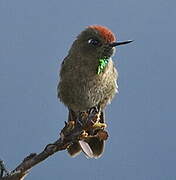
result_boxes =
[57,25,132,158]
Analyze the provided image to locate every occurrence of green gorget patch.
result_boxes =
[97,58,109,75]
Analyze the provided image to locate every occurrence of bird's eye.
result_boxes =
[88,39,101,46]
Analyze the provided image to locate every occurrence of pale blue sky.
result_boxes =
[0,0,176,180]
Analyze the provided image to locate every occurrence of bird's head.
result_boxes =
[69,25,133,74]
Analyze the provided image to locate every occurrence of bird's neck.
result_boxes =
[97,58,110,75]
[68,53,111,76]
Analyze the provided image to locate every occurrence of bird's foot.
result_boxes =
[92,112,101,122]
[92,122,107,129]
[82,109,101,129]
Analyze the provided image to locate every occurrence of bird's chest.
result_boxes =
[59,59,117,111]
[70,68,116,107]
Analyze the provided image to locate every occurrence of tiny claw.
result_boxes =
[92,113,101,123]
[92,122,107,129]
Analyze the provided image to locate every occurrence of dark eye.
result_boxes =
[88,38,101,46]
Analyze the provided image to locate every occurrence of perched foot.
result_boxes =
[92,122,107,129]
[82,110,102,130]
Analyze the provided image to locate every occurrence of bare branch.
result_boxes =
[0,121,84,180]
[0,109,108,180]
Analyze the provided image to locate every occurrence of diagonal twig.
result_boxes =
[0,121,84,180]
[0,109,108,180]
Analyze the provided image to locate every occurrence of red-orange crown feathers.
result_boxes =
[89,25,116,43]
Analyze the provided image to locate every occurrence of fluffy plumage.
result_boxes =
[58,25,118,158]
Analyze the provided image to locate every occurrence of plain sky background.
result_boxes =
[0,0,176,180]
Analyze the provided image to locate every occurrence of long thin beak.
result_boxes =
[109,40,133,47]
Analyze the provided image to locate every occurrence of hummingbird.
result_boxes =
[57,25,132,158]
